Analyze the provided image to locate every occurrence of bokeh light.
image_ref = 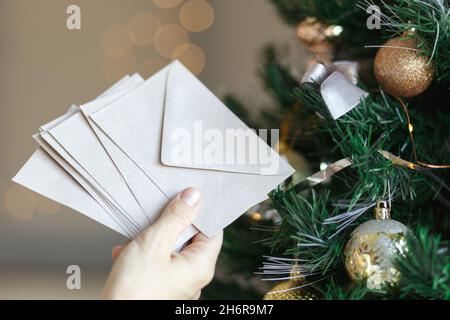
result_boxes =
[98,3,212,84]
[101,53,136,83]
[172,43,206,75]
[33,194,61,215]
[100,24,134,59]
[154,23,189,58]
[153,0,184,9]
[250,212,262,221]
[128,11,162,46]
[138,57,168,78]
[179,0,215,32]
[5,185,35,221]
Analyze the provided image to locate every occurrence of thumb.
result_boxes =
[139,187,201,253]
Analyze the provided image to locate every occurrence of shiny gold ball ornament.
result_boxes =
[374,35,435,97]
[344,201,409,290]
[263,265,319,300]
[263,280,318,300]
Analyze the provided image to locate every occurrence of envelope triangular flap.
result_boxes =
[161,61,292,176]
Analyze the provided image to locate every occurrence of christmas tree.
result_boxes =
[204,0,450,300]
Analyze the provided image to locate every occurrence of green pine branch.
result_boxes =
[296,84,421,202]
[261,71,449,298]
[220,0,450,299]
[396,227,450,299]
[269,189,348,275]
[324,277,387,299]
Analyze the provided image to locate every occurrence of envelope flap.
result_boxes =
[161,61,293,176]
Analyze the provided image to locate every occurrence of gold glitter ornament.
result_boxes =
[344,201,409,290]
[263,280,318,300]
[374,35,434,97]
[263,265,319,300]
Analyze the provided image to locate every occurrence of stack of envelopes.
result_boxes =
[13,61,294,249]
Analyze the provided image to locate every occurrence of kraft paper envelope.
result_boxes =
[80,74,166,221]
[36,126,132,237]
[38,78,145,236]
[34,133,131,235]
[13,148,126,235]
[14,75,196,249]
[47,109,149,236]
[13,76,137,238]
[14,145,193,250]
[80,75,199,245]
[91,60,294,237]
[13,77,136,237]
[14,103,127,236]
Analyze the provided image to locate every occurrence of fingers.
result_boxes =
[179,231,223,286]
[111,240,131,260]
[112,245,124,260]
[137,187,201,254]
[181,231,223,263]
[193,291,202,300]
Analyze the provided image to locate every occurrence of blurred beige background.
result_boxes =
[0,0,308,299]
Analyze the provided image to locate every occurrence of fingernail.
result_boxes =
[180,187,201,207]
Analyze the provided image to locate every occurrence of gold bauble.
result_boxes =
[374,35,434,97]
[263,265,319,300]
[263,280,318,300]
[296,17,342,46]
[344,201,409,290]
[297,18,328,46]
[296,17,341,63]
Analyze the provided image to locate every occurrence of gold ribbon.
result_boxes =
[293,157,352,193]
[305,158,352,187]
[379,150,420,170]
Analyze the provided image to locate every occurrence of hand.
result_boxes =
[101,187,223,300]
